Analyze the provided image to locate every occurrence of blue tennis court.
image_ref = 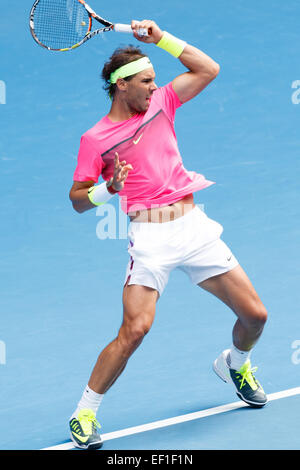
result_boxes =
[1,0,300,450]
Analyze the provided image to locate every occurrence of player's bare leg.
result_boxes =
[69,284,158,448]
[88,284,159,394]
[199,265,268,407]
[199,265,267,350]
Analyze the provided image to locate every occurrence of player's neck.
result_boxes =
[107,96,139,123]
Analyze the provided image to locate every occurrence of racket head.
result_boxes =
[30,0,96,51]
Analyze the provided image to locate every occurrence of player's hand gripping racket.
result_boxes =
[29,0,149,51]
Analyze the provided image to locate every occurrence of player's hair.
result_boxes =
[101,45,147,99]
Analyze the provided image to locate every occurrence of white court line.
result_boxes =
[42,386,300,450]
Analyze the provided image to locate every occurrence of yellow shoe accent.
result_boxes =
[71,431,89,444]
[237,361,260,391]
[77,408,101,435]
[69,408,102,449]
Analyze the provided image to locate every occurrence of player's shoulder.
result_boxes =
[152,82,171,97]
[81,116,108,140]
[152,81,180,102]
[77,118,107,156]
[150,81,182,115]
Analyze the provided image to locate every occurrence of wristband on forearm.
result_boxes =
[87,179,117,206]
[156,31,187,58]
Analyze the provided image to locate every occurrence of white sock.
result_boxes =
[227,344,252,370]
[71,385,104,420]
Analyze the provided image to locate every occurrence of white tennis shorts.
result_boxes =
[124,206,239,296]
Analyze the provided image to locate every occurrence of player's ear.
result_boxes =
[116,78,128,93]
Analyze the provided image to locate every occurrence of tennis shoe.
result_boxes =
[213,349,268,407]
[69,408,103,450]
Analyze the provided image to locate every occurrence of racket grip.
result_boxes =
[114,23,149,37]
[114,24,133,33]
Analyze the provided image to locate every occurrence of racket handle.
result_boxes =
[114,23,149,37]
[114,23,133,33]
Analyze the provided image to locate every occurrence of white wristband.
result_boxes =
[87,182,114,206]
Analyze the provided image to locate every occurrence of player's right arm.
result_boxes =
[132,20,220,103]
[69,180,95,213]
[69,153,133,213]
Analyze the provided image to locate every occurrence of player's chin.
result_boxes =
[134,98,150,113]
[143,98,151,111]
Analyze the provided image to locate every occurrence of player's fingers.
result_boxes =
[116,167,125,181]
[118,162,132,171]
[131,20,139,30]
[131,19,153,39]
[138,20,155,35]
[116,161,129,179]
[131,19,151,31]
[122,164,133,173]
[138,19,154,29]
[120,170,129,181]
[120,165,132,180]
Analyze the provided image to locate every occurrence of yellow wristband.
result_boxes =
[156,31,187,58]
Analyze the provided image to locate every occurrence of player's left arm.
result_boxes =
[132,20,220,103]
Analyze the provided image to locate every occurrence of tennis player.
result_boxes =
[69,20,268,449]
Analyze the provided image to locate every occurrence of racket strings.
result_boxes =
[33,0,90,50]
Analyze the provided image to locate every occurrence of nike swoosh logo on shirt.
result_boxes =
[133,133,143,145]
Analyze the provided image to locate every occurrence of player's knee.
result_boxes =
[254,304,267,327]
[119,318,152,356]
[246,303,268,329]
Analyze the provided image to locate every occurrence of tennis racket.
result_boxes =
[29,0,148,52]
